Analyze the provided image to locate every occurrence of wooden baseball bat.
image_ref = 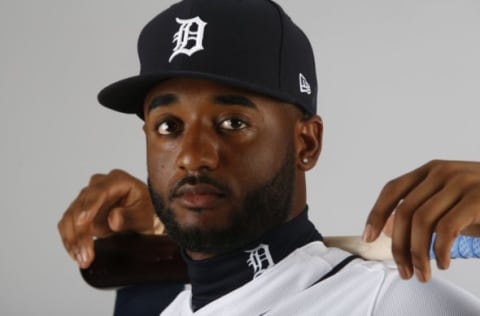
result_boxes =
[324,234,393,260]
[80,233,392,289]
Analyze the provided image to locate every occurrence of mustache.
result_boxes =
[168,175,231,200]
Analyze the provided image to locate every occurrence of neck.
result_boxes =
[182,207,321,311]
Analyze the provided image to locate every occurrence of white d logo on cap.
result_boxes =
[169,16,207,63]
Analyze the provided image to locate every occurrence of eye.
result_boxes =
[219,118,247,130]
[156,119,181,135]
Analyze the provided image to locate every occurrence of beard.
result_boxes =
[148,145,295,255]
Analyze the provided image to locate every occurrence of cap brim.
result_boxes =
[98,71,301,120]
[98,74,168,119]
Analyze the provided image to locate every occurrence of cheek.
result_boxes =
[227,136,287,188]
[146,138,177,188]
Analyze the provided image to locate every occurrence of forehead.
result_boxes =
[142,78,303,124]
[145,78,279,106]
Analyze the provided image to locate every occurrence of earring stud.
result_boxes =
[302,157,309,164]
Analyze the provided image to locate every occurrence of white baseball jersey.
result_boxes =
[161,241,480,315]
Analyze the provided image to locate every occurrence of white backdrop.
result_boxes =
[2,0,479,315]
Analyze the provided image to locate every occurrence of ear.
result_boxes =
[295,115,323,171]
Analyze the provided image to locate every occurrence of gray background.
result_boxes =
[2,0,479,314]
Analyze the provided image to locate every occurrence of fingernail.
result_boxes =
[109,212,122,231]
[398,265,407,279]
[75,250,83,265]
[437,260,446,270]
[81,247,88,265]
[437,259,449,270]
[77,210,87,223]
[415,267,426,283]
[397,264,413,280]
[362,224,374,242]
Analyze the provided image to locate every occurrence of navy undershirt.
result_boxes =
[183,208,322,311]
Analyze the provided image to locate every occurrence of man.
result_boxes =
[58,0,480,314]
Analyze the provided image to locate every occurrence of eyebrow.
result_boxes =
[148,94,177,113]
[147,93,258,114]
[213,95,257,109]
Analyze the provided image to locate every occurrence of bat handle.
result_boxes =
[324,235,480,261]
[430,234,480,259]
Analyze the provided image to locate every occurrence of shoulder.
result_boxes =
[371,261,480,315]
[275,246,480,315]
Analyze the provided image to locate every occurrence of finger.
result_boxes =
[390,204,413,280]
[408,189,459,282]
[364,167,428,242]
[461,223,480,237]
[98,170,156,234]
[108,206,158,233]
[80,180,126,237]
[72,215,96,267]
[108,208,144,232]
[64,187,106,267]
[78,185,110,225]
[72,215,97,268]
[389,173,446,280]
[80,171,143,227]
[59,190,91,265]
[75,230,96,269]
[58,212,78,262]
[88,193,130,237]
[74,173,110,224]
[62,218,94,267]
[432,233,455,271]
[434,193,480,269]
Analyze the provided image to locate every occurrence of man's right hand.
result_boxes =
[58,170,163,268]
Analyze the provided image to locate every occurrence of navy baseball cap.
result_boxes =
[98,0,317,119]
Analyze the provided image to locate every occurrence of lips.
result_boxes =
[172,183,227,209]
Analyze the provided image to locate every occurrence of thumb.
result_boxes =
[363,212,395,242]
[108,207,164,234]
[362,211,388,243]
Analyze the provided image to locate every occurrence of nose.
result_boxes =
[176,124,220,172]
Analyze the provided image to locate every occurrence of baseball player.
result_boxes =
[58,0,480,315]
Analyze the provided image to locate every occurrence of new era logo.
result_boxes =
[299,73,311,95]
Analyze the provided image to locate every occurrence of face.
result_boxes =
[143,78,316,258]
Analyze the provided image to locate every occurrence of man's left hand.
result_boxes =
[363,160,480,282]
